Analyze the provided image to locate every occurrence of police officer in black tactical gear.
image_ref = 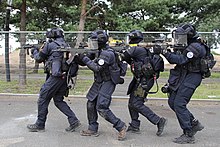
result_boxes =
[27,28,81,132]
[154,23,205,144]
[120,30,167,136]
[75,30,127,141]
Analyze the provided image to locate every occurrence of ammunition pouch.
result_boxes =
[131,61,143,78]
[131,57,155,78]
[142,57,155,78]
[44,61,52,74]
[185,58,212,79]
[61,57,69,72]
[185,59,200,72]
[134,85,146,98]
[44,57,70,77]
[200,58,211,78]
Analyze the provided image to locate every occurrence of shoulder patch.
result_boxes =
[186,51,194,58]
[98,59,105,65]
[186,43,200,58]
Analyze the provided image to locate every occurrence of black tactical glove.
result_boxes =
[152,45,163,54]
[30,46,39,55]
[79,53,86,61]
[86,52,96,60]
[74,54,86,66]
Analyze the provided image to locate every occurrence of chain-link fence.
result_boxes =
[0,31,220,98]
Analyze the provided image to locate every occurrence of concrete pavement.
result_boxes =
[0,95,220,147]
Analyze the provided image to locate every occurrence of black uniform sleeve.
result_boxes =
[82,55,106,72]
[121,51,132,65]
[33,42,49,63]
[163,51,189,65]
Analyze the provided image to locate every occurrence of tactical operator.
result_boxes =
[27,28,81,132]
[153,24,205,144]
[75,30,127,141]
[119,30,167,136]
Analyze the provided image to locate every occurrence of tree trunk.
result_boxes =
[32,61,39,73]
[19,0,27,86]
[75,0,87,48]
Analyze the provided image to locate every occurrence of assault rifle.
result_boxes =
[110,43,130,53]
[20,44,39,55]
[53,42,99,65]
[54,46,98,55]
[19,40,46,55]
[138,39,187,51]
[111,38,187,54]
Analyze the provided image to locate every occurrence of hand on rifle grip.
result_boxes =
[152,45,163,54]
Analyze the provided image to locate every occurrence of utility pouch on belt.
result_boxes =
[134,85,145,97]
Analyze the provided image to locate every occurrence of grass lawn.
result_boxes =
[148,83,220,99]
[0,69,220,100]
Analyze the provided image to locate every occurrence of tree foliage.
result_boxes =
[0,0,220,32]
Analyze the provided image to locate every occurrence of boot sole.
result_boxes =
[173,140,195,144]
[65,123,81,132]
[126,130,141,134]
[28,129,45,132]
[80,131,100,137]
[118,137,126,141]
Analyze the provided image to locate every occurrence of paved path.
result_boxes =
[0,95,219,147]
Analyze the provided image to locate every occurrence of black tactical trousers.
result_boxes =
[35,76,79,128]
[168,74,201,132]
[86,81,125,132]
[128,92,161,128]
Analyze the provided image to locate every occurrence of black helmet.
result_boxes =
[46,28,64,38]
[90,30,108,45]
[127,30,143,44]
[175,24,198,39]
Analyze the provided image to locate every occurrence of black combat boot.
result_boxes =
[173,131,195,144]
[118,124,127,141]
[127,124,141,134]
[27,124,45,132]
[65,121,81,132]
[156,117,167,136]
[192,119,204,136]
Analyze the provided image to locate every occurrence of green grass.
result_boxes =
[0,78,93,95]
[0,69,220,99]
[69,79,93,95]
[148,83,220,99]
[31,69,220,79]
[126,70,220,100]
